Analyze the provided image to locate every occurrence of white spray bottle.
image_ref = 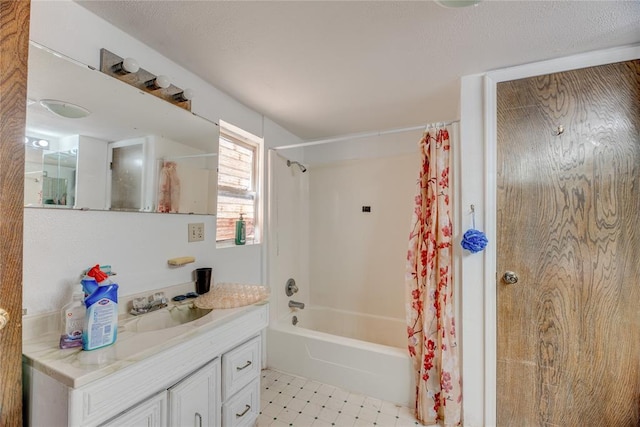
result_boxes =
[59,284,86,349]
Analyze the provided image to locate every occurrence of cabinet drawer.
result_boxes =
[222,335,261,400]
[222,378,259,427]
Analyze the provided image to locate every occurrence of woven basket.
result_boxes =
[194,283,269,309]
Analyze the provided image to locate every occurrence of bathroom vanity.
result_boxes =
[22,287,268,427]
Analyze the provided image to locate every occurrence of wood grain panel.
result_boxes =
[0,1,30,426]
[497,60,640,426]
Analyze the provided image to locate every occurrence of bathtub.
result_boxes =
[267,306,415,406]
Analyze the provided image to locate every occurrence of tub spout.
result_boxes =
[288,300,305,309]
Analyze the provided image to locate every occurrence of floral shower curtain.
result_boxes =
[157,161,181,213]
[405,126,461,426]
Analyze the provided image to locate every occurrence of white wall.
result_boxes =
[24,0,302,315]
[303,130,421,165]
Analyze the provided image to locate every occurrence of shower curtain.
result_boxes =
[157,161,181,213]
[405,126,461,426]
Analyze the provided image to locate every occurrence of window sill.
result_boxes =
[216,240,260,250]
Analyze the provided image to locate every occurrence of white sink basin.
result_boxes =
[121,305,212,333]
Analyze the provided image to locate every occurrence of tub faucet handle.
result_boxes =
[286,278,299,296]
[288,300,305,309]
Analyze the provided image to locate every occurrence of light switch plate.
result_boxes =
[188,223,204,242]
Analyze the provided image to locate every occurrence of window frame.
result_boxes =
[216,122,262,246]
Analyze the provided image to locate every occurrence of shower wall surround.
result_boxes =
[308,154,418,319]
[271,131,420,323]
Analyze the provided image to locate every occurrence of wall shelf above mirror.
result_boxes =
[25,42,219,215]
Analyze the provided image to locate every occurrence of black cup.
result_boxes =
[194,267,212,294]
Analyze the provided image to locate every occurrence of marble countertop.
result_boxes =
[22,282,268,389]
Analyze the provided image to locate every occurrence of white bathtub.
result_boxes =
[267,306,415,406]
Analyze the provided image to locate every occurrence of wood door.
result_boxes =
[496,60,640,426]
[0,1,30,426]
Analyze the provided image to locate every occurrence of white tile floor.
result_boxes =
[258,369,423,427]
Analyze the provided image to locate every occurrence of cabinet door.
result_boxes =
[99,391,167,427]
[168,358,221,427]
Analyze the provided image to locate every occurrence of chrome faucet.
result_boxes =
[129,292,168,315]
[285,278,299,297]
[288,300,305,309]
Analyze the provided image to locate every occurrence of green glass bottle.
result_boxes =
[235,213,246,245]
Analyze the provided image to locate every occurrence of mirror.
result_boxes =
[24,42,219,214]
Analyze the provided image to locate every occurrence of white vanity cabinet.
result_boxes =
[102,358,222,427]
[23,303,268,427]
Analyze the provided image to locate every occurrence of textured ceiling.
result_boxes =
[76,1,640,140]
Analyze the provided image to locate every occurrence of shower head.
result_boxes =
[286,159,307,173]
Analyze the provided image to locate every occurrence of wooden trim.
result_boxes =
[0,1,30,426]
[488,44,640,85]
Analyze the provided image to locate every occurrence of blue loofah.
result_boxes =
[461,228,488,253]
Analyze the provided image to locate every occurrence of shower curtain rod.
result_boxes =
[162,153,218,161]
[274,120,459,150]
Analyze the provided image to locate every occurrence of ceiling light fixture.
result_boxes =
[173,88,194,103]
[39,99,91,119]
[100,48,192,111]
[111,57,140,75]
[25,136,50,148]
[434,0,482,8]
[145,75,171,91]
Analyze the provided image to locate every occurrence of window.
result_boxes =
[216,121,262,245]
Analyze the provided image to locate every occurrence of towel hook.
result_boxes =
[470,204,476,228]
[553,125,564,136]
[461,204,488,253]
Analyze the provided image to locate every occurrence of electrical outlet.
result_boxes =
[188,223,204,242]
